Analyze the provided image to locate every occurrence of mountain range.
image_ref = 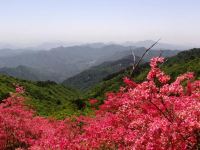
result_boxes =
[63,48,178,90]
[0,42,179,82]
[123,40,189,50]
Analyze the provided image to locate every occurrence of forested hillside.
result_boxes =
[0,75,82,119]
[63,55,141,90]
[85,48,200,101]
[0,65,44,81]
[63,49,178,90]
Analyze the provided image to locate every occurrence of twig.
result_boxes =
[159,50,163,57]
[131,39,161,76]
[131,48,136,70]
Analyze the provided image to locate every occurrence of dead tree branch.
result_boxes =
[130,38,161,77]
[131,48,136,70]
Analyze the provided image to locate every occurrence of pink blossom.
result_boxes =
[0,57,199,149]
[89,99,98,105]
[15,85,25,94]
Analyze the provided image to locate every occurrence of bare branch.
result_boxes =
[158,50,163,57]
[131,48,136,70]
[130,38,161,76]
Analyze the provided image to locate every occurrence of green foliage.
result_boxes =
[63,49,178,90]
[161,48,200,79]
[0,74,84,119]
[85,48,200,101]
[63,55,137,90]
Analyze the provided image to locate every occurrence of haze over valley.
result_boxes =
[0,40,180,82]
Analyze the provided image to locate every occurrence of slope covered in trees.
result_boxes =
[85,48,200,101]
[63,49,178,90]
[0,65,44,81]
[0,75,82,119]
[63,55,141,90]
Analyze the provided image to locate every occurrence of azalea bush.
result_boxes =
[0,57,199,149]
[0,86,80,149]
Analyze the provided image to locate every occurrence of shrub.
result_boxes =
[0,57,199,149]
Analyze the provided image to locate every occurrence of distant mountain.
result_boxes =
[0,45,140,82]
[0,42,15,49]
[0,65,50,81]
[0,49,27,57]
[0,44,179,82]
[63,49,178,90]
[0,45,131,82]
[123,40,189,50]
[83,42,107,48]
[110,47,179,61]
[32,42,81,50]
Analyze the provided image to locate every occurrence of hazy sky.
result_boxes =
[0,0,200,46]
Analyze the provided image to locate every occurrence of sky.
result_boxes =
[0,0,200,47]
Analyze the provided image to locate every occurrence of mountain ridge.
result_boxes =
[63,49,178,90]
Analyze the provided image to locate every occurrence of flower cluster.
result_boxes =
[89,99,98,105]
[0,57,199,149]
[123,77,137,88]
[0,88,80,149]
[15,84,25,94]
[147,57,170,83]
